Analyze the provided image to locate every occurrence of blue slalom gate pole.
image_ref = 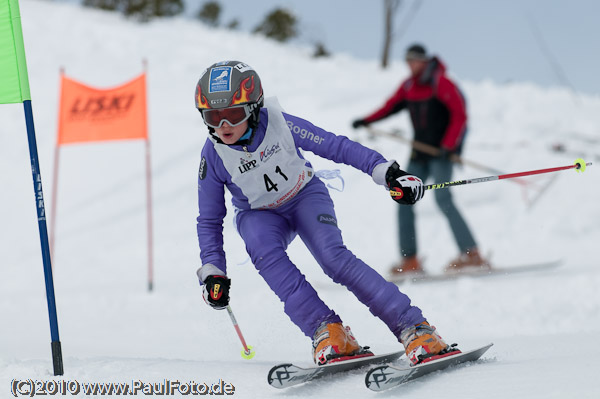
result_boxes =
[23,99,64,376]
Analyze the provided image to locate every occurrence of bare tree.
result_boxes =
[381,0,401,69]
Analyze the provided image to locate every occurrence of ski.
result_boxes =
[268,350,403,389]
[365,343,493,391]
[389,260,561,284]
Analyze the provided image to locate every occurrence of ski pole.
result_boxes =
[365,126,535,189]
[423,158,591,191]
[226,305,255,359]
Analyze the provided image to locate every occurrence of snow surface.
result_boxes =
[1,1,599,398]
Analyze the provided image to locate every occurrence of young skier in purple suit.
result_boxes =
[195,60,454,366]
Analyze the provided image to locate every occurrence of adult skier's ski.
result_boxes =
[268,351,403,389]
[365,343,493,391]
[389,260,561,284]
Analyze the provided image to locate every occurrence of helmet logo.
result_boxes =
[209,66,232,93]
[195,83,210,109]
[231,76,256,106]
[234,62,253,73]
[214,71,228,81]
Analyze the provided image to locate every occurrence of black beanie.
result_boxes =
[405,44,428,61]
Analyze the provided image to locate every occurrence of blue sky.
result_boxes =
[204,0,599,96]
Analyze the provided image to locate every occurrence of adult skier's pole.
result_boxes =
[226,305,255,359]
[423,158,590,191]
[366,126,534,187]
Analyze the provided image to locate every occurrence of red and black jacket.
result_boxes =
[363,57,467,161]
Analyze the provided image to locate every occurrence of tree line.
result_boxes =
[83,1,298,42]
[75,0,416,66]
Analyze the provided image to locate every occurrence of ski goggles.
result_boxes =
[201,104,252,129]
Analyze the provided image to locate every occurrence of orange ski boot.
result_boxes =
[401,321,457,365]
[444,248,491,274]
[312,322,372,365]
[389,255,424,278]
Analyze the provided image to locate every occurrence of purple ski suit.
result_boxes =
[197,101,424,341]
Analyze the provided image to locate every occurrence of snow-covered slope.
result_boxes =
[1,1,599,398]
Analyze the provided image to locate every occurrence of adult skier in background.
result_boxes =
[352,44,489,277]
[195,60,455,366]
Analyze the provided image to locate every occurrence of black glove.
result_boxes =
[202,275,231,310]
[351,119,368,129]
[385,161,425,205]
